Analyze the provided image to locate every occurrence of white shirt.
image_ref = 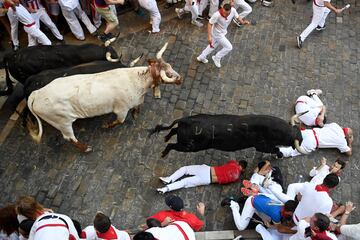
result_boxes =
[279,123,350,157]
[28,213,80,240]
[11,4,34,25]
[293,182,333,224]
[58,0,79,11]
[81,225,130,240]
[340,223,360,240]
[209,7,238,38]
[289,220,337,240]
[146,221,196,240]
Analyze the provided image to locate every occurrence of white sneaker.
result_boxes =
[212,56,221,68]
[159,176,171,184]
[175,8,184,19]
[191,20,203,27]
[307,89,323,96]
[197,56,208,63]
[157,187,168,194]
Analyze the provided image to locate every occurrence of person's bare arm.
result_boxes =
[324,1,342,14]
[207,22,213,47]
[104,0,124,5]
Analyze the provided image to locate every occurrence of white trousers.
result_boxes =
[230,197,255,231]
[60,4,97,40]
[165,164,211,191]
[209,0,218,17]
[25,24,52,46]
[7,9,19,46]
[32,8,63,40]
[256,224,290,240]
[183,0,200,21]
[199,0,208,16]
[93,5,116,28]
[234,0,252,19]
[300,4,331,41]
[296,94,323,126]
[138,0,161,32]
[199,35,233,61]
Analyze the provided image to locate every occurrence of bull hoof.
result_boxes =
[85,146,93,152]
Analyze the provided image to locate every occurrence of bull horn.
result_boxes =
[294,139,308,155]
[290,110,310,125]
[160,70,176,83]
[156,42,168,60]
[106,52,120,62]
[129,53,144,67]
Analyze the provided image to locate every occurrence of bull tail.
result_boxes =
[27,94,43,143]
[0,57,14,96]
[148,119,180,137]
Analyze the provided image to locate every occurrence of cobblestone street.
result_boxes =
[0,0,359,236]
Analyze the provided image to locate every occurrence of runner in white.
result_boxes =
[22,0,63,42]
[296,0,343,48]
[138,0,161,33]
[28,212,79,240]
[175,0,203,28]
[279,123,353,158]
[6,0,51,46]
[231,0,252,27]
[133,221,196,240]
[292,173,338,226]
[197,3,249,68]
[58,0,97,40]
[295,89,326,127]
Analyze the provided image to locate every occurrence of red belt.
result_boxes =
[171,223,190,240]
[312,129,319,148]
[313,0,324,7]
[295,100,306,104]
[24,22,36,27]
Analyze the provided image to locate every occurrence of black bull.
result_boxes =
[0,44,119,96]
[149,114,303,158]
[23,60,128,99]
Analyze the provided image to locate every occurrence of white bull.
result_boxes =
[27,43,182,152]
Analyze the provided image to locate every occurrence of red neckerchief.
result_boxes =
[96,226,118,239]
[311,230,332,240]
[315,185,330,195]
[343,128,349,137]
[219,9,228,20]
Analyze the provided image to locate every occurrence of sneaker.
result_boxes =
[156,187,168,194]
[197,15,205,20]
[212,56,221,68]
[233,18,242,27]
[307,89,322,96]
[175,8,184,19]
[13,45,19,51]
[207,16,211,20]
[316,25,326,31]
[296,36,303,49]
[241,187,259,196]
[221,197,235,207]
[159,176,171,184]
[191,20,203,27]
[196,56,208,63]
